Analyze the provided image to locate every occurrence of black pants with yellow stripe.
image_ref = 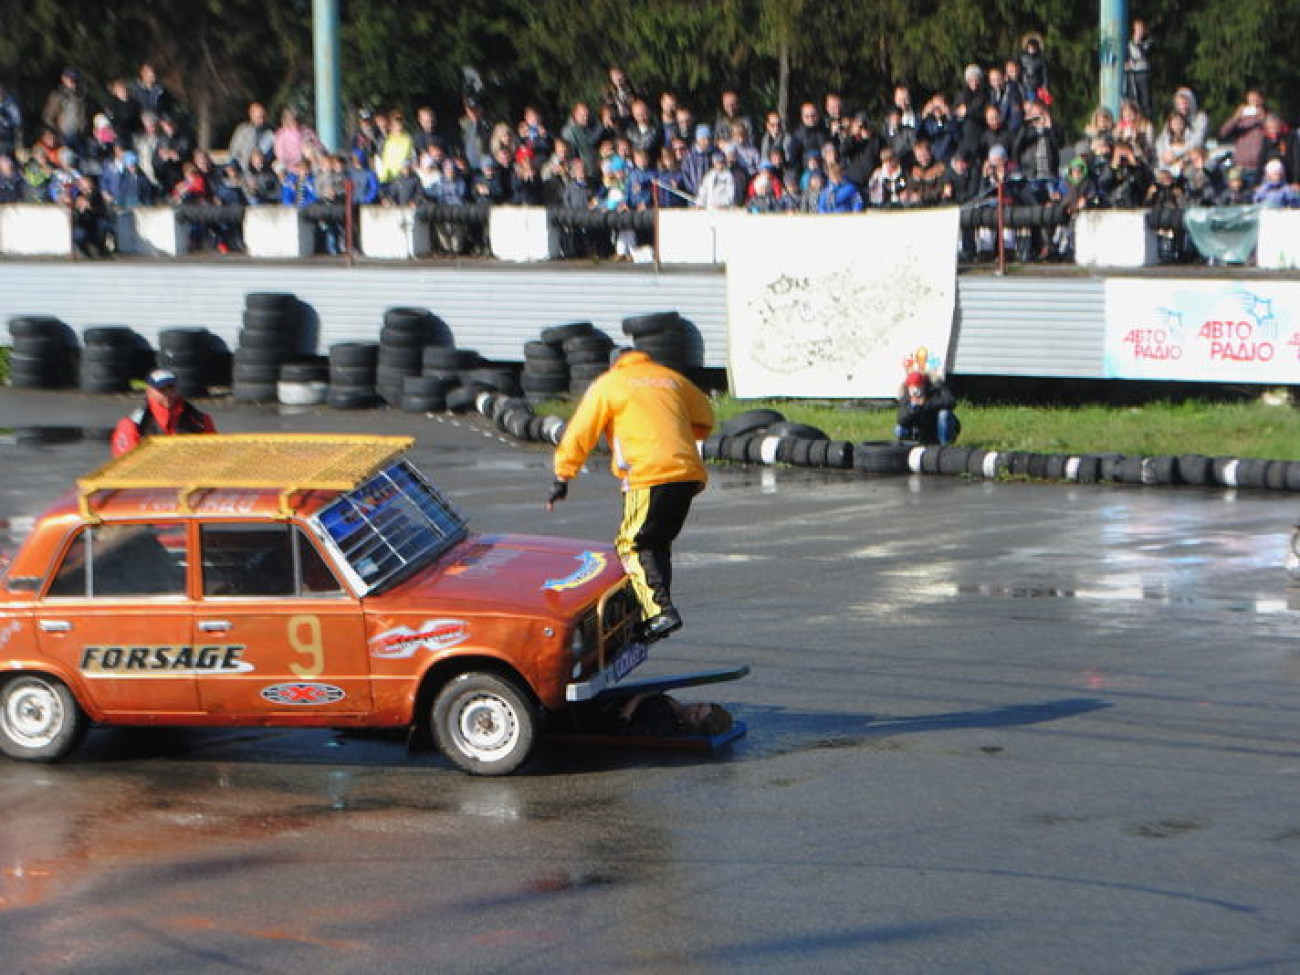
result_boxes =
[615,480,703,620]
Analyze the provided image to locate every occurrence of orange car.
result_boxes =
[0,434,690,775]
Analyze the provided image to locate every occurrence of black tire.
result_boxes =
[562,333,614,355]
[159,327,210,352]
[938,445,973,476]
[569,363,608,381]
[524,415,548,442]
[330,364,377,386]
[824,440,854,469]
[82,325,135,347]
[445,385,479,413]
[233,361,281,384]
[1176,454,1213,486]
[8,315,68,340]
[327,386,379,410]
[1264,460,1289,492]
[789,437,815,467]
[621,311,681,338]
[564,347,615,366]
[243,308,301,331]
[701,435,724,461]
[244,292,298,312]
[232,379,279,403]
[464,367,520,393]
[0,673,87,761]
[766,421,828,441]
[280,358,329,382]
[383,306,434,329]
[807,438,831,467]
[1026,453,1050,480]
[721,408,785,437]
[1075,455,1103,484]
[725,436,752,463]
[1043,454,1069,481]
[430,671,538,776]
[330,342,380,367]
[965,448,992,478]
[1235,458,1269,489]
[522,359,570,379]
[521,372,569,394]
[854,441,910,474]
[379,345,423,371]
[1284,461,1300,493]
[401,394,446,413]
[540,321,594,346]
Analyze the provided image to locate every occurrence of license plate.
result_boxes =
[610,640,647,683]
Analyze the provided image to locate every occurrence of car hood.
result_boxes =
[371,533,625,618]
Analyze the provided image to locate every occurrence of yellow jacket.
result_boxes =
[554,351,714,489]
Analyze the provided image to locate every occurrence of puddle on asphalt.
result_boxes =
[955,582,1294,614]
[0,426,113,446]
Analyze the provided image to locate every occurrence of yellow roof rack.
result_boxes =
[77,434,415,520]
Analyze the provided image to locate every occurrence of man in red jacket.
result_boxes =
[110,368,216,456]
[547,348,714,642]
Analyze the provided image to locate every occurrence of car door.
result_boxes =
[36,521,200,715]
[194,521,371,716]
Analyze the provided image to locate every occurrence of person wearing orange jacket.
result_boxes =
[110,368,216,456]
[547,348,714,642]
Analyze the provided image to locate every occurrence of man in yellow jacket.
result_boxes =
[548,349,715,642]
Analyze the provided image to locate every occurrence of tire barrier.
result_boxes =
[6,315,78,389]
[158,327,228,398]
[80,324,152,394]
[234,292,303,403]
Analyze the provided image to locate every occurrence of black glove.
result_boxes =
[546,479,568,509]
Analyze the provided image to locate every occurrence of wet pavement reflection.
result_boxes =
[2,392,1299,973]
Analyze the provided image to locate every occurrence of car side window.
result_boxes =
[201,523,343,597]
[47,524,188,598]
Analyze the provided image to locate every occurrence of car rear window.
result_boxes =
[312,460,468,594]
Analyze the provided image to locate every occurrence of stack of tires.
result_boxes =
[327,342,380,410]
[80,325,151,394]
[520,338,570,407]
[623,311,689,373]
[156,327,221,398]
[376,307,454,409]
[278,356,330,406]
[234,292,304,403]
[422,345,488,413]
[6,316,77,389]
[700,408,855,470]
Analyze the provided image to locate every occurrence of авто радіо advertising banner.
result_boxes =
[1105,279,1300,383]
[725,208,959,398]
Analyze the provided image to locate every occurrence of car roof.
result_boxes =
[77,434,415,521]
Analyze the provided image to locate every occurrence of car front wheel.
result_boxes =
[0,674,88,761]
[431,672,539,776]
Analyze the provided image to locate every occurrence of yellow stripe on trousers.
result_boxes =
[615,486,663,617]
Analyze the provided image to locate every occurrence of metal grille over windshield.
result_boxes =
[313,461,468,593]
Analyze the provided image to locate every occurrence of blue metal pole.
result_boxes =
[1099,0,1127,117]
[313,0,342,152]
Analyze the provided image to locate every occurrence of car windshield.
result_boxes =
[312,460,468,594]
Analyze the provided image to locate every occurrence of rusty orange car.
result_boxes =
[0,434,718,775]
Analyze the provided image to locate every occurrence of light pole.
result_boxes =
[1099,0,1127,117]
[313,0,343,152]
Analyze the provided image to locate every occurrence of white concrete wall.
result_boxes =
[1073,210,1158,267]
[0,204,71,257]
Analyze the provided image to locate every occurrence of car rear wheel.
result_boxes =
[0,674,87,761]
[431,672,538,776]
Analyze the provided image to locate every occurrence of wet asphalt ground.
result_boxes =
[1,388,1298,975]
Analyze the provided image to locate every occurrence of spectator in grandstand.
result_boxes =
[1114,99,1155,167]
[1216,166,1253,206]
[1154,112,1194,175]
[977,104,1014,165]
[89,112,118,163]
[458,97,490,172]
[868,147,908,206]
[654,144,690,208]
[1018,34,1049,101]
[381,157,421,206]
[103,79,139,150]
[788,102,829,175]
[71,173,112,257]
[152,113,193,192]
[133,111,162,184]
[129,64,172,123]
[603,66,640,132]
[796,169,824,212]
[101,149,159,207]
[713,89,754,147]
[561,102,603,174]
[905,138,946,205]
[1259,113,1290,180]
[986,66,1022,135]
[474,152,514,204]
[1105,138,1151,208]
[624,99,662,156]
[412,105,446,157]
[953,64,989,159]
[842,111,883,188]
[817,161,863,212]
[344,150,379,205]
[42,68,93,158]
[759,111,793,166]
[889,85,918,135]
[228,102,274,172]
[280,156,317,207]
[824,91,850,149]
[1123,19,1154,118]
[351,107,384,167]
[376,110,414,187]
[0,153,26,202]
[882,106,915,159]
[745,163,786,212]
[723,121,761,180]
[1013,101,1060,201]
[942,150,981,206]
[1179,148,1218,206]
[1253,159,1300,208]
[0,82,23,158]
[1171,87,1209,150]
[680,124,714,196]
[694,150,735,210]
[273,107,321,172]
[512,147,545,205]
[625,146,656,209]
[1077,105,1116,157]
[242,148,281,204]
[516,105,553,163]
[657,91,682,144]
[1219,89,1268,187]
[918,93,960,162]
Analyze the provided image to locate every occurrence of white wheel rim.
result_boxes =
[3,680,64,748]
[455,692,519,760]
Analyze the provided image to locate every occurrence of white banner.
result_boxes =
[725,209,959,398]
[1105,279,1300,383]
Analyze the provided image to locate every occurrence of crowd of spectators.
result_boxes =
[4,38,1300,262]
